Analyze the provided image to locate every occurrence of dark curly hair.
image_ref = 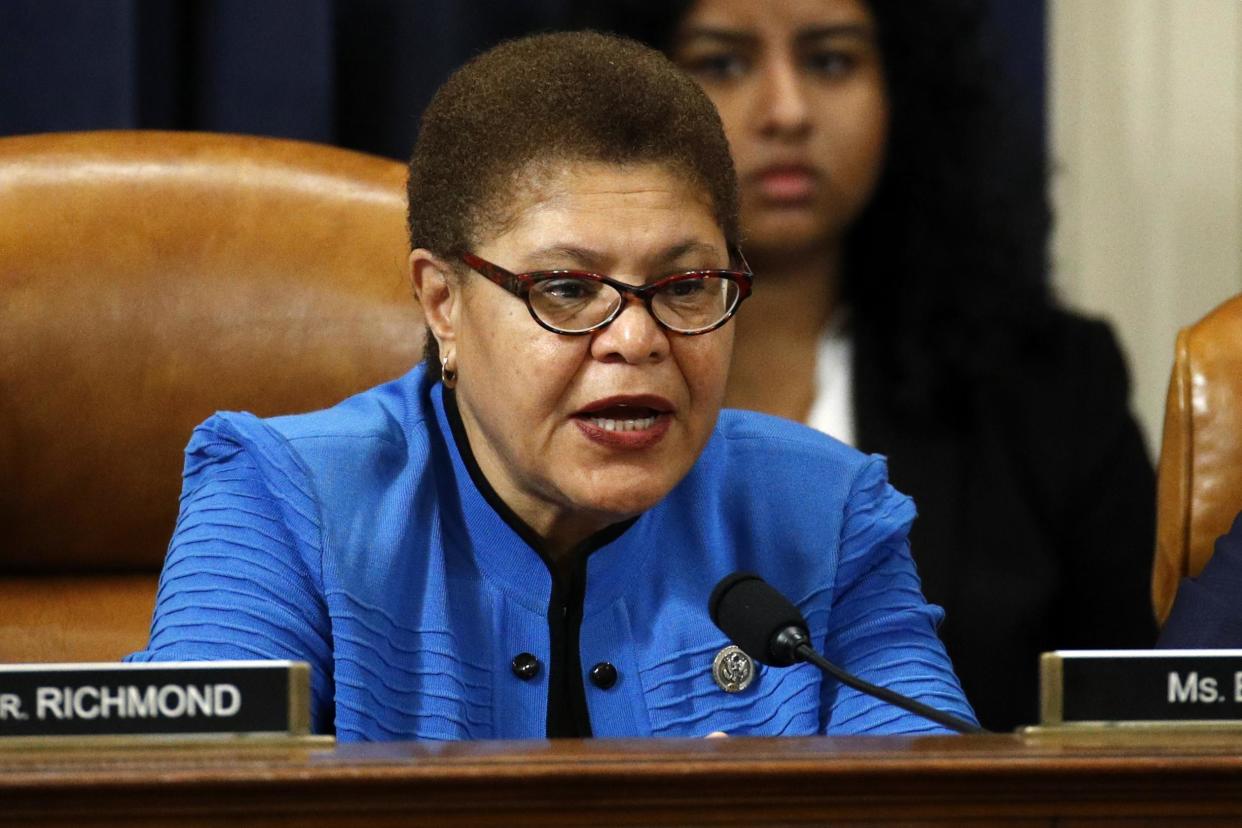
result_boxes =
[407,30,738,379]
[569,0,1055,419]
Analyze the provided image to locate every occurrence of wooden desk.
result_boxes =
[3,730,1242,826]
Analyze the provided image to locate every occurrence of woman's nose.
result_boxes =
[590,298,670,365]
[756,57,811,138]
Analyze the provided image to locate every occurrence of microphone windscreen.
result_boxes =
[709,572,809,666]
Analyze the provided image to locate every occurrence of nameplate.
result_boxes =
[0,661,310,738]
[1041,650,1242,725]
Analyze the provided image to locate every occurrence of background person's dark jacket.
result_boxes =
[856,310,1158,731]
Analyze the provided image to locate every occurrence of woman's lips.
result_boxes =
[752,165,819,203]
[573,396,673,450]
[574,413,671,450]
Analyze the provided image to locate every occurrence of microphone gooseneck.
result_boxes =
[709,572,985,735]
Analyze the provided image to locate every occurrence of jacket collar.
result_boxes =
[427,380,646,612]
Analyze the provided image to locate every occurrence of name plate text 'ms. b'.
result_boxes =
[1042,650,1242,725]
[0,661,310,738]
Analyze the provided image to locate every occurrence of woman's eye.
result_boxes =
[667,279,706,298]
[805,49,857,78]
[539,278,594,301]
[680,52,749,82]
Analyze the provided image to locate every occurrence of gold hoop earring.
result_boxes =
[441,354,457,388]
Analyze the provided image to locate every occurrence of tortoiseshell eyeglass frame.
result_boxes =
[457,249,753,336]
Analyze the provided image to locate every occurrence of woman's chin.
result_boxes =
[565,475,676,529]
[741,207,845,258]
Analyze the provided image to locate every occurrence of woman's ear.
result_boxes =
[410,248,459,353]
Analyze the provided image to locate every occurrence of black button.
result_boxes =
[511,652,540,680]
[589,661,618,690]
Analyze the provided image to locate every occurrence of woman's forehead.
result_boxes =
[680,0,875,33]
[472,160,725,266]
[511,159,712,211]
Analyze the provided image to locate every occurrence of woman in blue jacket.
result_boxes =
[129,31,975,740]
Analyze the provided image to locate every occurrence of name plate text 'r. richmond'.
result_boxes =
[0,661,310,738]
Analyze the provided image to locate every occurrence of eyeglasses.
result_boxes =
[458,250,753,336]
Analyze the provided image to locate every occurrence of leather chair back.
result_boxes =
[1153,294,1242,624]
[0,131,422,661]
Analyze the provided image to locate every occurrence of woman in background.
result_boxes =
[574,0,1157,730]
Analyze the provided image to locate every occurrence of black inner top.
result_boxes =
[443,388,635,737]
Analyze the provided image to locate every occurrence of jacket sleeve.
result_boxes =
[1157,510,1242,647]
[820,457,979,734]
[126,414,335,732]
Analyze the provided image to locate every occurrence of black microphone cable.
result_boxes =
[794,641,983,734]
[710,572,985,735]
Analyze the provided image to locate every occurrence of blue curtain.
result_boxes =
[987,0,1046,144]
[0,0,1040,162]
[0,0,568,159]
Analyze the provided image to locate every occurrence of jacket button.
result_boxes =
[511,652,540,680]
[589,661,618,690]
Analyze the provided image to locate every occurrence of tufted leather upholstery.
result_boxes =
[0,131,422,661]
[1153,294,1242,625]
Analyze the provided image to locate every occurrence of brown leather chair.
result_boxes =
[1153,294,1242,625]
[0,131,423,662]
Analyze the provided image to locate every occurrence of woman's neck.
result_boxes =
[726,246,841,422]
[444,386,623,577]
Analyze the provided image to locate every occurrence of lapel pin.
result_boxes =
[712,644,755,693]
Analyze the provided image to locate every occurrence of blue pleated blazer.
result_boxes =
[128,365,976,740]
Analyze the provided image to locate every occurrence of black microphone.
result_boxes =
[709,572,984,734]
